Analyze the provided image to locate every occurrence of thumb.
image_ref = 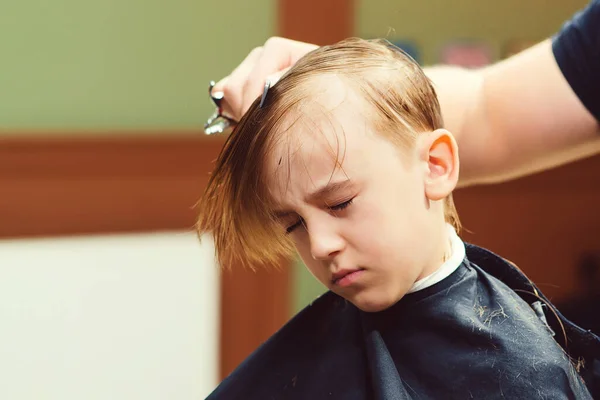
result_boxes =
[209,77,238,120]
[211,77,228,94]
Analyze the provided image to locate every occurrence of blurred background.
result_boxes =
[1,0,598,399]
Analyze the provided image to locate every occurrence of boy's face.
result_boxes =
[265,81,457,312]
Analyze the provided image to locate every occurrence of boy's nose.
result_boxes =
[309,224,345,261]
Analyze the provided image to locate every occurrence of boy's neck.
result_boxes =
[407,224,465,294]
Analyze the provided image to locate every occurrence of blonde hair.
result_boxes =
[197,37,460,269]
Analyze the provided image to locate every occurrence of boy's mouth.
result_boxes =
[331,268,365,287]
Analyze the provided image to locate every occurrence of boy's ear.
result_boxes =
[418,129,459,201]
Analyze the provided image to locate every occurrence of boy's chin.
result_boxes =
[346,291,405,313]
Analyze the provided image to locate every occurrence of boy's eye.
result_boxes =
[286,218,304,234]
[285,198,354,234]
[330,198,353,211]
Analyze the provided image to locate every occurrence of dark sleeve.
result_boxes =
[552,0,600,121]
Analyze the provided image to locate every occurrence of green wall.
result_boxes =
[291,0,591,314]
[357,0,590,64]
[0,0,274,132]
[292,258,328,314]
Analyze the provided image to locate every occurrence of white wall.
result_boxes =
[0,231,219,400]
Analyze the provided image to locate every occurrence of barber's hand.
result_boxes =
[213,37,318,121]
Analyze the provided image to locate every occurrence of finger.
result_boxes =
[284,37,320,63]
[241,37,318,116]
[212,76,228,95]
[218,46,263,120]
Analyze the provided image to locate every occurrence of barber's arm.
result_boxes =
[428,39,600,187]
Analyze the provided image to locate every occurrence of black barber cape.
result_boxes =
[207,244,600,399]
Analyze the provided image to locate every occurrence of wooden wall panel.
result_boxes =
[0,132,292,382]
[0,134,219,238]
[279,0,354,45]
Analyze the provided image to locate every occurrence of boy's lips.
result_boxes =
[331,268,365,287]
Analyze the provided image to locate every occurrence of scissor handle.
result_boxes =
[208,81,225,108]
[204,81,235,135]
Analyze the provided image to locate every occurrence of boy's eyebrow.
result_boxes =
[273,210,293,219]
[306,179,354,203]
[272,179,354,218]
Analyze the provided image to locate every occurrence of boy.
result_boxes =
[198,38,599,399]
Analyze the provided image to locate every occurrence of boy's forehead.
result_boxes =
[261,75,386,202]
[266,115,344,185]
[264,101,373,199]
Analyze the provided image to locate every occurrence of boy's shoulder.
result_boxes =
[206,290,370,399]
[464,242,600,360]
[206,243,600,399]
[463,243,600,396]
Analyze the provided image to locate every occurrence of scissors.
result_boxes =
[203,80,271,135]
[203,81,237,135]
